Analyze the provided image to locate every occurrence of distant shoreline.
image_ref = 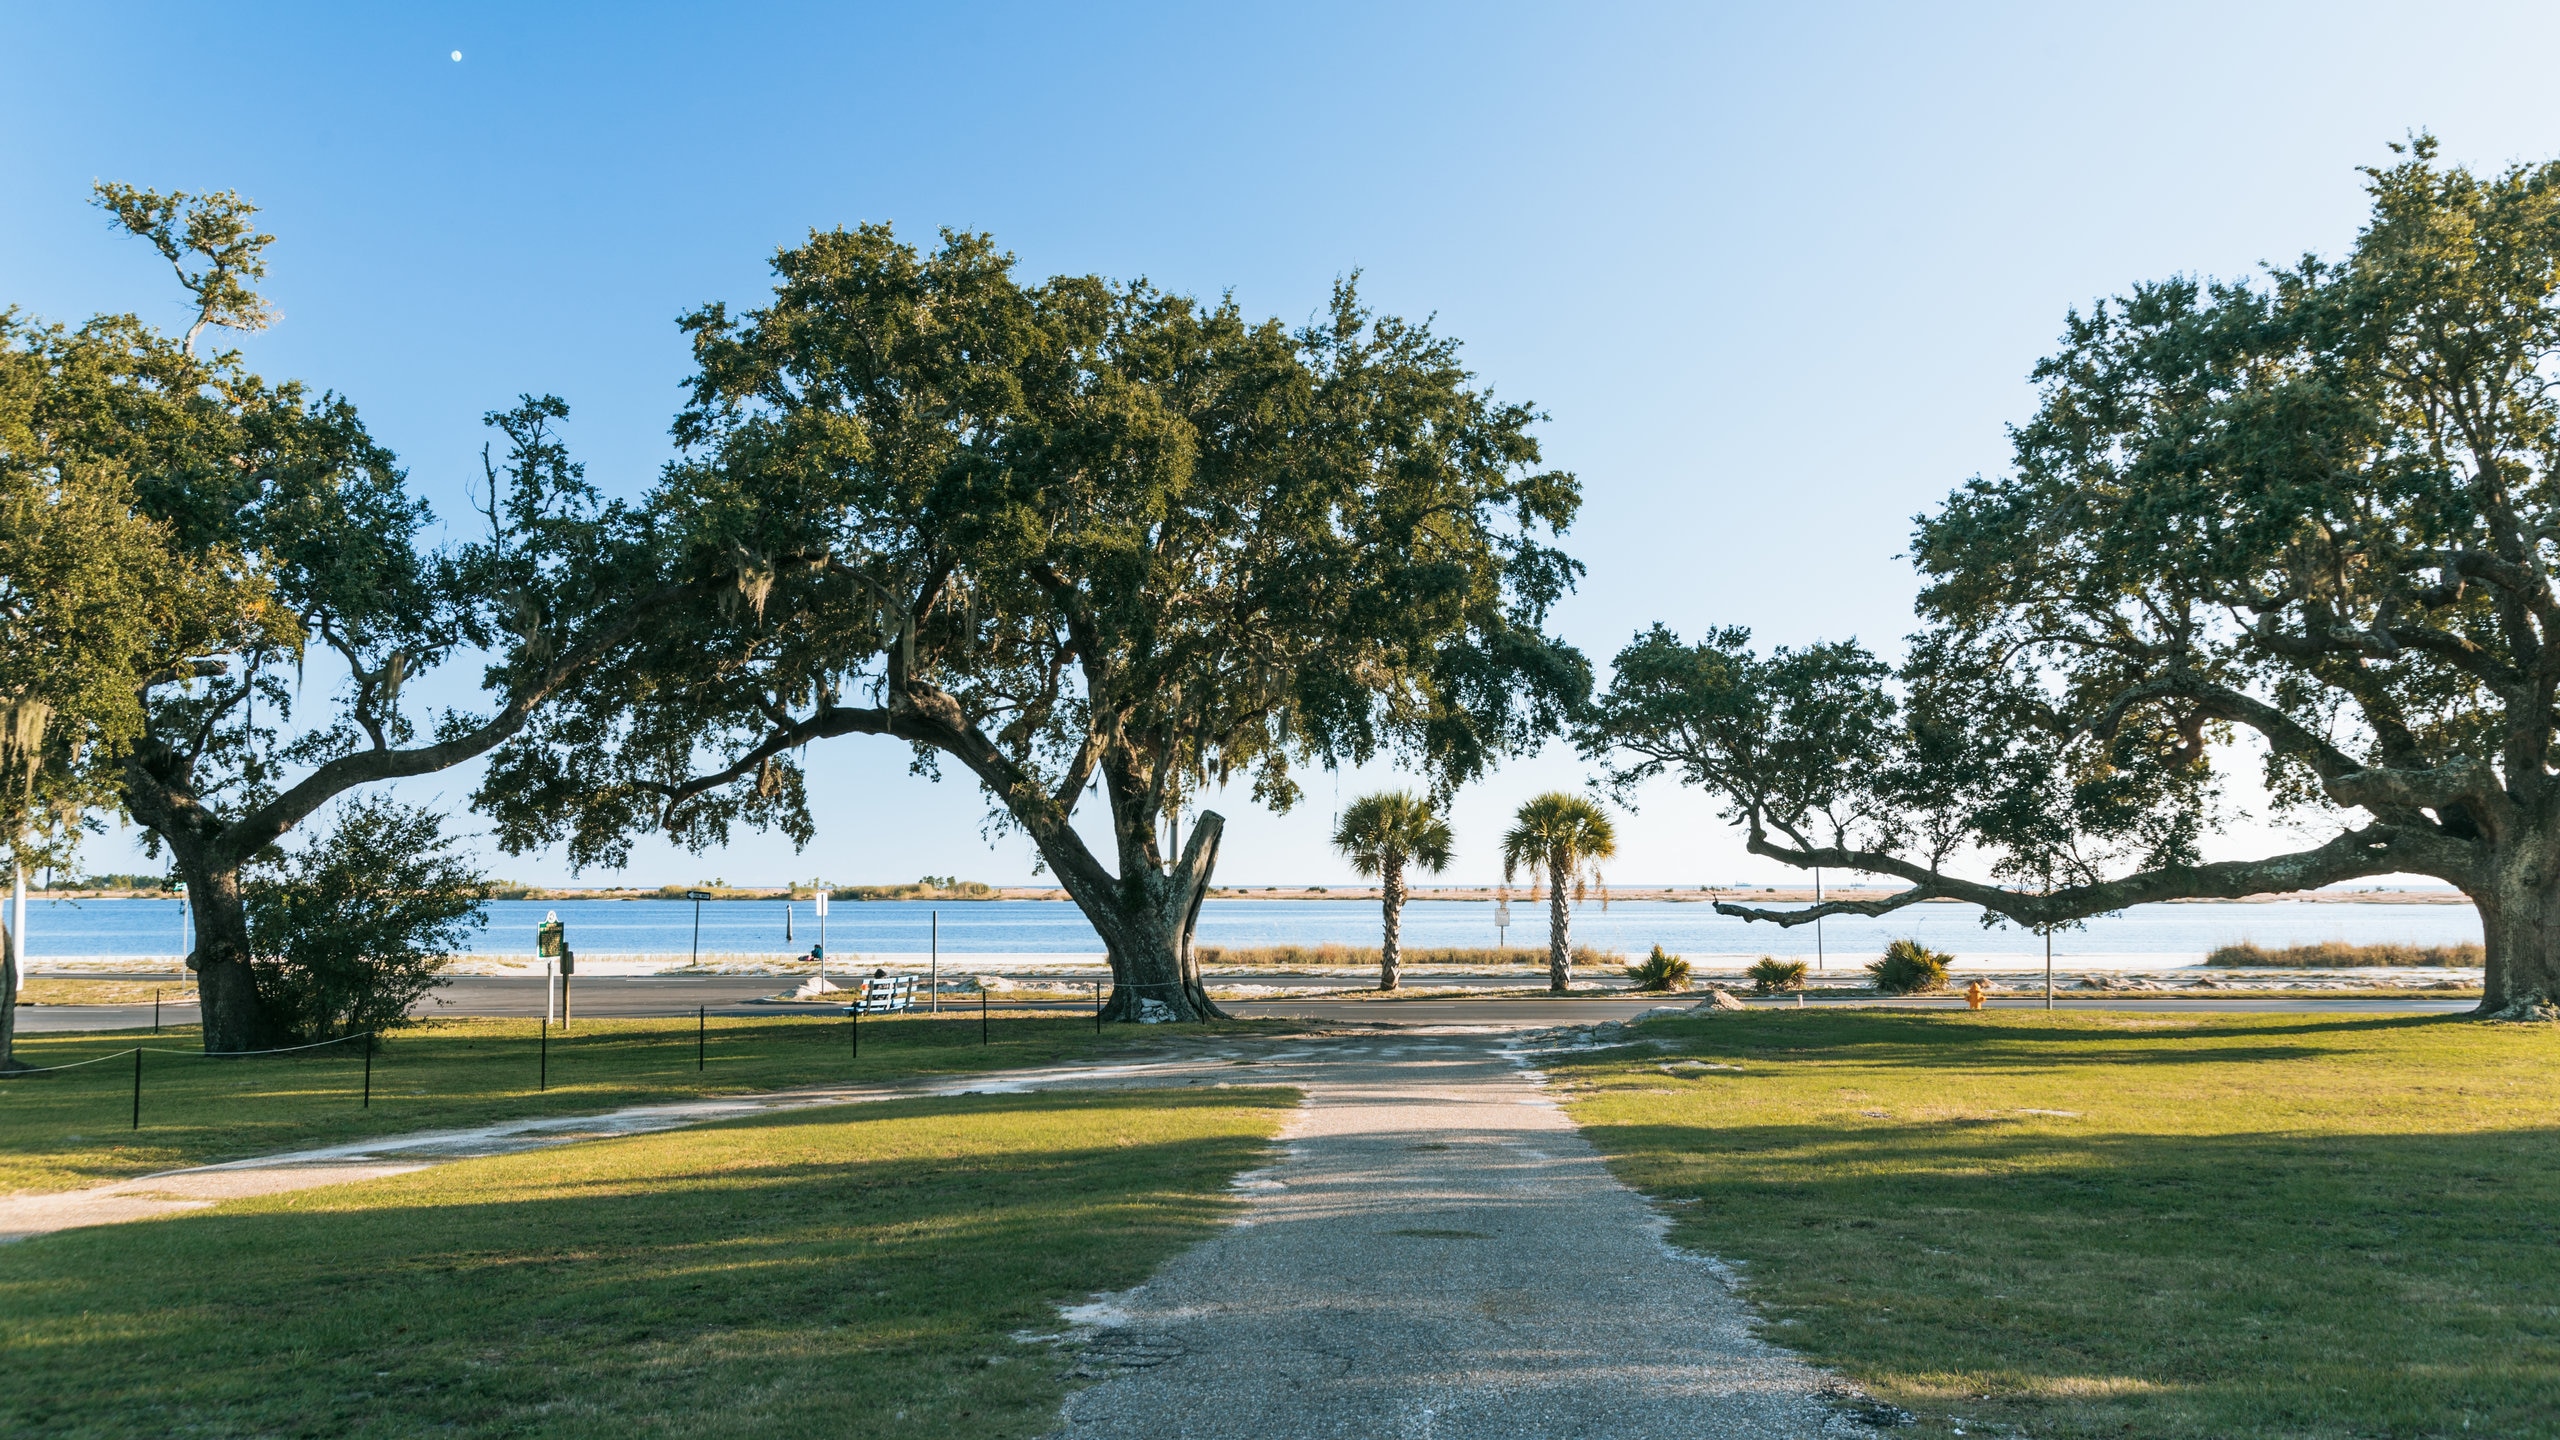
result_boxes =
[33,884,2472,906]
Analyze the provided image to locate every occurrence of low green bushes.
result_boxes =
[1747,956,1809,993]
[1625,945,1693,991]
[2207,940,2482,967]
[1867,938,1951,994]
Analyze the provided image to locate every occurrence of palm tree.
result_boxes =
[1332,791,1455,990]
[1501,792,1616,993]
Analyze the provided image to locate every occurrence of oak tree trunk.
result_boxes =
[176,856,273,1052]
[1056,812,1230,1024]
[2471,874,2560,1019]
[0,909,19,1074]
[1380,856,1405,991]
[1548,879,1573,993]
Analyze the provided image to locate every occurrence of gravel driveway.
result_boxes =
[1050,1032,1885,1438]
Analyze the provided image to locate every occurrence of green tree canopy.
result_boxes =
[7,184,684,1049]
[1580,139,2560,1018]
[480,225,1588,1020]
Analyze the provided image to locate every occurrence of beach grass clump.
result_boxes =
[1747,956,1810,993]
[1193,943,1605,969]
[1625,945,1692,991]
[2206,939,2483,967]
[1866,938,1951,994]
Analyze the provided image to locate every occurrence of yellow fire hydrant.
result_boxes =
[1964,979,1988,1011]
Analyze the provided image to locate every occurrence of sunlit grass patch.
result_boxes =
[0,1013,1287,1196]
[0,1086,1294,1438]
[1556,1009,2560,1439]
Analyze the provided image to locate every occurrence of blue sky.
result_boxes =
[9,2,2559,886]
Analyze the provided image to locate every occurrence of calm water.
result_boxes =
[13,894,2485,965]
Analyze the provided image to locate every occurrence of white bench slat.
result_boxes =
[841,975,917,1015]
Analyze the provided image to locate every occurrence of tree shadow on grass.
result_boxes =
[1584,1114,2560,1439]
[1622,1009,2493,1077]
[0,1087,1296,1440]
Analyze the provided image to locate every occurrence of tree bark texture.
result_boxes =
[1548,878,1572,993]
[1069,814,1227,1023]
[2471,865,2560,1020]
[0,912,19,1074]
[1379,855,1405,991]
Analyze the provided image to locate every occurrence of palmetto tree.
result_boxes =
[1332,791,1455,990]
[1501,792,1616,992]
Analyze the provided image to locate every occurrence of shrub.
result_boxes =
[1867,938,1952,995]
[243,798,488,1041]
[1747,956,1809,993]
[1625,945,1692,991]
[2206,940,2482,968]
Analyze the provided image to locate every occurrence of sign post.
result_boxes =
[685,889,712,969]
[815,890,829,982]
[930,910,940,1014]
[1494,890,1511,951]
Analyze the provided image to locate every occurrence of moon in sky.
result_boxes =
[450,51,462,61]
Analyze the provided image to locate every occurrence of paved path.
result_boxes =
[1049,1033,1879,1439]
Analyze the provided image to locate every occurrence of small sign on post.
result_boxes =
[538,911,571,1030]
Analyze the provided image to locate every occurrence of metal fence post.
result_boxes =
[981,986,989,1045]
[852,1001,860,1059]
[539,1022,548,1092]
[1095,980,1102,1033]
[131,1048,141,1130]
[362,1032,373,1109]
[698,1005,706,1073]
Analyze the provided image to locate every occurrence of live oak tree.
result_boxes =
[1499,791,1615,993]
[0,331,268,1066]
[1580,141,2560,1019]
[23,185,675,1049]
[478,226,1588,1021]
[1331,790,1455,991]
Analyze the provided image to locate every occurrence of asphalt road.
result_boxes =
[13,973,2479,1034]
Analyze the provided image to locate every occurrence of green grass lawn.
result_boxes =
[1,1013,1281,1196]
[1555,1010,2560,1440]
[0,1086,1293,1438]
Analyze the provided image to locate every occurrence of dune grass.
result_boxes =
[0,1086,1294,1438]
[12,977,198,1005]
[1193,942,1607,968]
[0,1013,1282,1196]
[1555,1009,2560,1439]
[2207,939,2483,967]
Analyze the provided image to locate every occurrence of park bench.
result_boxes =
[841,975,917,1015]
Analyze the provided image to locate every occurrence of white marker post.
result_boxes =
[930,909,939,1013]
[814,890,829,981]
[10,862,23,1001]
[1814,866,1825,973]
